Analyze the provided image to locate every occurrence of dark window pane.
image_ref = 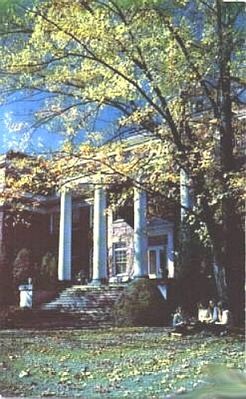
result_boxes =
[149,250,157,274]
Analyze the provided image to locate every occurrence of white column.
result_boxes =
[107,208,114,279]
[180,169,193,222]
[167,230,174,278]
[88,203,93,279]
[92,185,107,283]
[133,188,148,278]
[58,190,72,281]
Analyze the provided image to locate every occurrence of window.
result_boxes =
[147,235,168,278]
[148,246,167,278]
[113,242,127,274]
[149,250,157,275]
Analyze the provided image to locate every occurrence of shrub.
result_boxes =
[113,278,169,327]
[38,252,57,287]
[13,248,33,287]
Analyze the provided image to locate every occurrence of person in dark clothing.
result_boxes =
[206,299,220,323]
[172,306,188,335]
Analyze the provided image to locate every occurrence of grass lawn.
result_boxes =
[0,328,244,398]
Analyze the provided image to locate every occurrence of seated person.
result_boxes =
[187,302,209,333]
[214,301,233,335]
[204,299,220,324]
[204,301,232,335]
[197,302,210,323]
[172,306,188,334]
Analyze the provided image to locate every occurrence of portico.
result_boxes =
[58,181,174,284]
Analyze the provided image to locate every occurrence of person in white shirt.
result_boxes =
[197,302,210,323]
[212,301,232,335]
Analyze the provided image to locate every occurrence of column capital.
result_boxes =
[59,182,72,194]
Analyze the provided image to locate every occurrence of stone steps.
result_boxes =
[2,285,126,329]
[42,285,124,309]
[35,284,126,328]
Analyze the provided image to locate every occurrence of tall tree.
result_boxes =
[0,0,244,321]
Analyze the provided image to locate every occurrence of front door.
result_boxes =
[148,246,167,279]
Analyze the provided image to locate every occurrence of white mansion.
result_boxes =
[0,135,192,287]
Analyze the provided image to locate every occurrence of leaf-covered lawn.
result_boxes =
[0,328,244,398]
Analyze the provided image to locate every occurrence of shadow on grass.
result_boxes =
[181,366,246,399]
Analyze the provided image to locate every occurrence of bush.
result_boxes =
[37,252,57,288]
[13,248,33,287]
[113,279,169,327]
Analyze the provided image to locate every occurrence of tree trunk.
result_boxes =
[214,1,244,325]
[212,257,227,301]
[223,207,244,325]
[205,207,244,325]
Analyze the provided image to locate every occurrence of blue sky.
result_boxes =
[0,94,120,155]
[0,95,63,154]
